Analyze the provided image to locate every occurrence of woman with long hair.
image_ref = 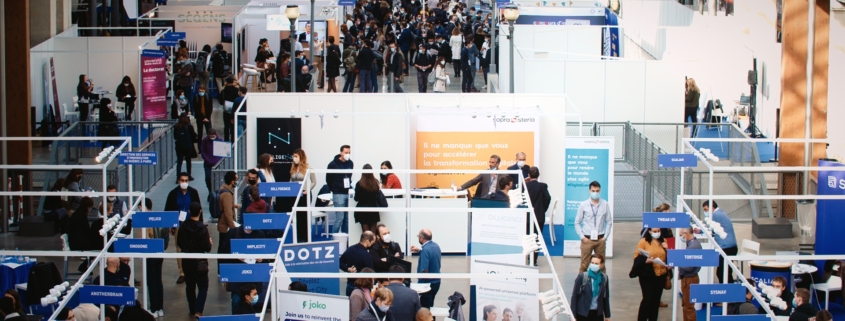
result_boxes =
[354,164,384,234]
[634,227,669,321]
[115,75,137,120]
[349,268,375,321]
[449,27,464,77]
[684,78,701,124]
[639,203,675,308]
[433,56,449,93]
[379,161,402,189]
[290,149,317,242]
[173,113,198,181]
[63,169,84,212]
[326,37,342,93]
[256,153,276,210]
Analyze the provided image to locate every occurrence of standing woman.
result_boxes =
[115,76,137,120]
[290,149,317,242]
[379,161,402,189]
[432,57,449,93]
[326,36,342,93]
[171,89,190,119]
[349,268,375,321]
[354,164,387,235]
[634,227,669,321]
[77,74,94,123]
[684,78,700,124]
[255,153,276,211]
[174,113,198,181]
[570,254,611,321]
[64,169,84,214]
[449,27,464,77]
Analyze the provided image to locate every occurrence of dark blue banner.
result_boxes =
[602,8,620,59]
[118,152,158,165]
[515,15,606,26]
[219,264,274,283]
[156,39,179,47]
[114,239,164,253]
[711,316,771,321]
[642,212,689,228]
[657,154,697,168]
[816,160,845,257]
[231,239,281,254]
[689,284,746,303]
[199,316,260,321]
[258,182,302,197]
[141,49,166,58]
[164,32,186,39]
[282,241,340,295]
[243,213,289,230]
[338,0,356,5]
[132,211,180,228]
[79,285,136,306]
[667,249,719,267]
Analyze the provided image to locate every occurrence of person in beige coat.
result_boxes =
[217,171,240,270]
[433,57,449,93]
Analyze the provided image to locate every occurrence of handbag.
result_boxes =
[428,70,436,85]
[197,259,209,273]
[664,271,673,289]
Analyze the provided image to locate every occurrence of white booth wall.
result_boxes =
[145,5,244,52]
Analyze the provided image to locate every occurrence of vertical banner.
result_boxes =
[469,209,526,264]
[50,58,61,127]
[603,8,620,59]
[276,290,349,321]
[277,241,340,295]
[255,118,303,182]
[140,49,168,120]
[470,260,539,321]
[816,160,845,270]
[563,137,614,257]
[415,110,541,191]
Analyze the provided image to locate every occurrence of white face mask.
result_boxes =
[179,182,189,190]
[293,158,301,165]
[650,232,661,239]
[382,233,392,243]
[441,61,445,65]
[107,196,116,202]
[517,161,525,167]
[343,153,351,161]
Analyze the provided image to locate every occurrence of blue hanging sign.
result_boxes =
[132,211,180,228]
[338,0,356,5]
[243,213,289,230]
[141,49,166,58]
[258,182,302,197]
[118,152,158,165]
[657,154,698,168]
[219,264,273,283]
[711,316,771,321]
[642,212,689,228]
[114,239,164,253]
[164,32,186,39]
[156,38,179,47]
[231,239,281,254]
[199,316,260,321]
[689,284,746,303]
[666,249,719,267]
[282,241,341,295]
[79,285,136,306]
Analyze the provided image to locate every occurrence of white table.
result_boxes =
[409,189,469,253]
[409,282,431,293]
[792,263,818,275]
[430,307,450,317]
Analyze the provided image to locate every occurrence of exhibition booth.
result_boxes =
[137,4,245,54]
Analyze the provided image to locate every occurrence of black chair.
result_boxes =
[24,262,63,309]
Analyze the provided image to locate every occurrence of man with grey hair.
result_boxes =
[679,227,701,321]
[507,152,530,189]
[411,228,441,310]
[457,155,501,197]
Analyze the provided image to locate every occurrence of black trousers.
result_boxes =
[717,246,738,284]
[296,196,309,243]
[684,107,698,124]
[576,310,605,321]
[223,112,234,142]
[637,273,667,321]
[528,211,546,263]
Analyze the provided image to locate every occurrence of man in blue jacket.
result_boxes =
[702,200,737,283]
[411,228,441,310]
[460,41,473,93]
[327,145,353,233]
[398,23,414,75]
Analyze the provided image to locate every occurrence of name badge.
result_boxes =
[343,178,350,189]
[178,211,187,222]
[590,230,599,240]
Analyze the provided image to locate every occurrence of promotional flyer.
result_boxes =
[469,209,527,265]
[140,50,167,120]
[563,137,615,257]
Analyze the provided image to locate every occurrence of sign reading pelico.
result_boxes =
[140,50,167,120]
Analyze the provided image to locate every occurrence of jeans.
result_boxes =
[183,260,209,315]
[371,69,379,92]
[417,70,429,92]
[331,193,349,233]
[176,152,193,176]
[390,74,404,93]
[401,49,410,74]
[346,282,355,296]
[482,66,489,85]
[419,281,441,308]
[343,72,356,92]
[203,163,213,194]
[223,112,234,142]
[461,69,473,92]
[359,70,373,93]
[146,258,164,312]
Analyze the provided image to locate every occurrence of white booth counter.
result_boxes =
[408,189,469,254]
[346,189,408,253]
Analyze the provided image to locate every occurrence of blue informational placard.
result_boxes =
[219,264,273,283]
[689,284,746,303]
[79,285,136,306]
[667,249,719,267]
[114,239,164,253]
[132,211,180,228]
[642,212,690,228]
[199,316,260,321]
[338,0,356,5]
[657,154,698,168]
[258,182,302,197]
[283,241,340,295]
[711,316,771,321]
[496,0,510,4]
[156,39,179,47]
[118,152,158,165]
[141,49,166,58]
[816,160,845,260]
[164,32,186,39]
[243,213,289,230]
[230,239,281,254]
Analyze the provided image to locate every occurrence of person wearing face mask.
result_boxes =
[354,164,387,235]
[410,229,441,310]
[105,184,128,217]
[297,65,313,92]
[97,98,120,149]
[115,76,137,120]
[369,224,404,272]
[171,89,190,119]
[290,149,316,242]
[414,43,433,92]
[226,224,266,313]
[770,276,795,316]
[193,86,213,143]
[340,232,377,296]
[143,198,168,318]
[255,153,277,210]
[165,172,202,284]
[677,228,701,321]
[386,42,405,93]
[174,113,198,180]
[356,40,375,93]
[327,145,354,233]
[456,155,501,197]
[570,254,611,321]
[379,161,402,189]
[575,181,613,273]
[199,129,223,195]
[506,152,531,189]
[176,54,195,110]
[789,289,816,321]
[234,285,259,314]
[241,169,261,220]
[432,56,449,93]
[355,288,396,321]
[701,200,737,284]
[217,171,241,259]
[633,227,669,321]
[398,22,413,75]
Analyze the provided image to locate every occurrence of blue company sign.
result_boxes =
[243,213,289,230]
[711,316,771,321]
[689,284,746,303]
[114,239,164,253]
[338,0,356,5]
[79,285,136,306]
[199,316,260,321]
[657,154,697,168]
[283,241,341,295]
[642,212,690,228]
[118,152,158,165]
[219,263,273,283]
[141,49,166,58]
[164,32,186,39]
[230,239,281,254]
[132,211,180,228]
[258,182,302,197]
[156,38,179,46]
[667,249,719,267]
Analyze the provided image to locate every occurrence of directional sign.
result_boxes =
[114,239,164,253]
[689,283,746,303]
[156,38,179,47]
[199,316,260,321]
[118,152,158,165]
[79,285,136,306]
[667,249,719,267]
[657,154,697,168]
[164,32,186,39]
[243,213,289,230]
[219,263,273,283]
[642,212,689,228]
[711,316,771,321]
[258,182,302,197]
[132,211,180,228]
[231,239,281,254]
[141,49,166,58]
[338,0,356,5]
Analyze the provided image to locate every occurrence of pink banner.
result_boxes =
[141,50,167,120]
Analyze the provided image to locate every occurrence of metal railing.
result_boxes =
[115,123,178,194]
[211,132,247,189]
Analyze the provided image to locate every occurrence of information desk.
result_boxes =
[347,189,408,253]
[409,189,469,254]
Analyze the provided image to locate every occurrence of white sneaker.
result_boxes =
[157,310,164,317]
[482,85,488,89]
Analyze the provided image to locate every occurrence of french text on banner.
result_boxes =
[243,213,289,230]
[118,152,158,165]
[79,285,136,306]
[642,212,690,228]
[710,316,771,321]
[114,239,164,253]
[132,211,180,228]
[219,264,273,283]
[282,241,341,295]
[657,154,697,168]
[667,249,719,267]
[689,284,746,303]
[231,239,281,254]
[258,182,302,197]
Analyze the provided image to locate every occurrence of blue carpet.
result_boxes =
[692,126,776,163]
[539,224,564,257]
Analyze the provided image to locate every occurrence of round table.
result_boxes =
[792,263,818,275]
[409,282,431,294]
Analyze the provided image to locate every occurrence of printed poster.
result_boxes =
[563,137,615,257]
[276,290,349,321]
[470,260,539,321]
[276,241,340,296]
[140,50,167,120]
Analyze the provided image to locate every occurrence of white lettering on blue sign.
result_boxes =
[657,218,675,222]
[91,292,123,297]
[246,245,266,249]
[129,244,148,249]
[262,219,272,223]
[684,255,703,259]
[242,270,252,274]
[149,217,161,221]
[270,187,291,191]
[710,290,727,295]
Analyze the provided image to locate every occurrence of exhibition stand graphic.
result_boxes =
[562,137,614,257]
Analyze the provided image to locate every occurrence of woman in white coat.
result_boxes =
[449,28,465,77]
[433,57,449,93]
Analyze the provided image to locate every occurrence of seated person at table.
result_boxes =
[380,161,402,189]
[93,257,131,286]
[771,276,794,316]
[728,279,759,315]
[487,175,512,202]
[116,76,137,120]
[234,284,259,315]
[789,288,817,321]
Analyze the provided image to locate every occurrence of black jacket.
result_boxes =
[225,227,266,292]
[177,218,212,254]
[415,52,433,72]
[507,164,530,189]
[369,241,404,272]
[357,47,375,71]
[788,303,817,321]
[164,187,202,215]
[297,73,312,92]
[326,154,354,194]
[570,271,611,318]
[67,212,94,251]
[116,84,136,103]
[173,125,198,157]
[387,50,403,74]
[526,180,552,220]
[192,94,213,121]
[234,299,256,314]
[326,44,342,78]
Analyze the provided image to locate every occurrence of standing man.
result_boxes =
[386,42,405,93]
[241,169,260,224]
[507,152,530,189]
[177,202,212,319]
[411,228,441,310]
[356,40,375,93]
[460,41,473,93]
[176,54,195,110]
[414,45,433,93]
[525,167,551,264]
[370,224,404,272]
[678,228,701,321]
[298,23,312,42]
[327,145,354,233]
[165,172,202,284]
[398,23,413,75]
[313,33,325,89]
[385,265,422,320]
[467,40,480,91]
[339,231,376,296]
[456,155,501,198]
[701,201,737,284]
[217,171,240,271]
[574,181,613,273]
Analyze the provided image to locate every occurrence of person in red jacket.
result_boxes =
[244,186,268,213]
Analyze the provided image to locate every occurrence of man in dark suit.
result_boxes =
[507,152,531,189]
[460,41,473,93]
[457,154,501,198]
[356,40,375,93]
[298,23,311,42]
[398,23,414,75]
[525,166,551,265]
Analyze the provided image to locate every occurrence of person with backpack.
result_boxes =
[211,44,229,93]
[176,202,212,319]
[414,44,433,92]
[176,54,196,110]
[196,45,212,91]
[216,171,240,272]
[342,43,358,92]
[143,198,168,318]
[570,254,611,321]
[200,129,223,195]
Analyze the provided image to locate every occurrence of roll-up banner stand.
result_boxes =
[815,160,845,271]
[276,290,349,321]
[563,137,614,257]
[140,49,168,120]
[469,260,539,321]
[277,241,342,295]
